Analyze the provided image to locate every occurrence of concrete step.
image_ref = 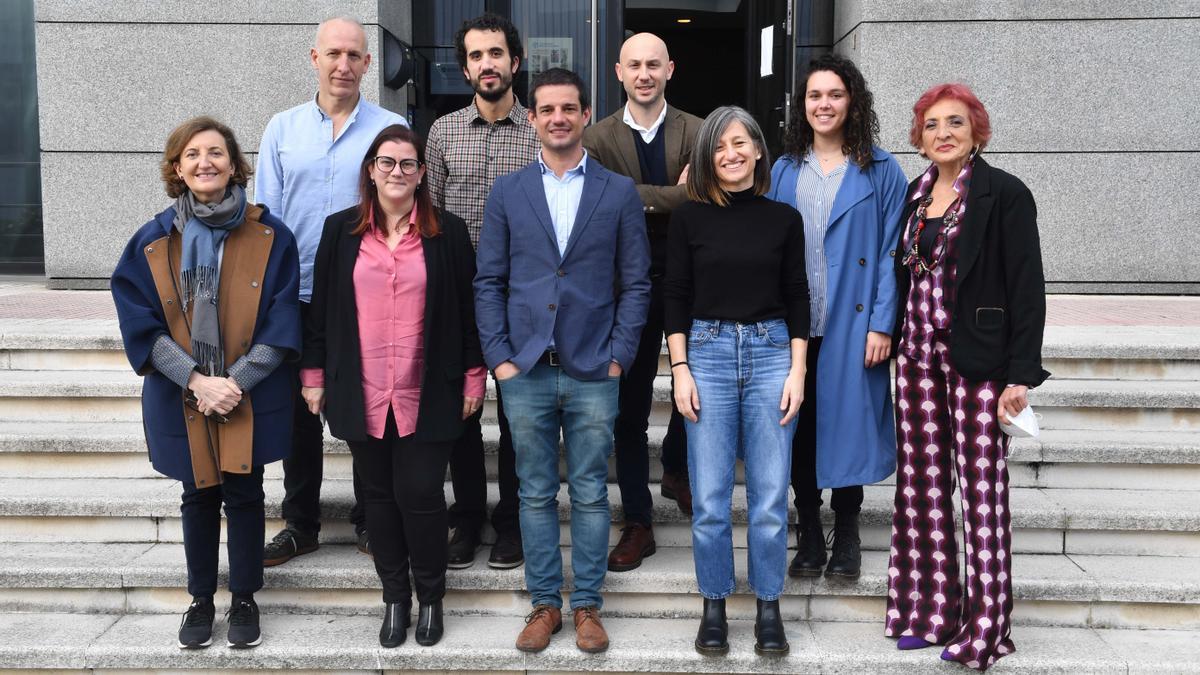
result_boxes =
[2,477,1199,557]
[4,368,1200,433]
[2,542,1197,631]
[4,421,1200,491]
[4,612,1196,673]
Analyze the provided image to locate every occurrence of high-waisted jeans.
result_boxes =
[684,318,797,600]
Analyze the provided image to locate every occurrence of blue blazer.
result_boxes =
[474,158,651,381]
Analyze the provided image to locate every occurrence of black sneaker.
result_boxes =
[226,596,262,649]
[487,528,524,569]
[447,526,480,569]
[177,596,214,649]
[356,529,372,557]
[263,527,318,567]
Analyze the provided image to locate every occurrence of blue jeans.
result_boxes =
[685,319,797,600]
[498,362,619,610]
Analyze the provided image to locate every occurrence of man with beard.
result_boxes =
[425,12,539,570]
[583,32,702,572]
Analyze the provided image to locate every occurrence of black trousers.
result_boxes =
[613,275,688,526]
[347,409,452,604]
[181,466,265,597]
[281,301,365,536]
[447,382,520,535]
[790,336,864,514]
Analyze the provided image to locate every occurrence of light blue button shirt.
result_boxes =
[255,95,407,301]
[795,150,847,337]
[537,150,588,258]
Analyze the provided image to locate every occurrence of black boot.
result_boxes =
[788,507,826,578]
[694,597,728,655]
[753,599,789,656]
[379,601,411,648]
[415,600,444,646]
[825,510,862,579]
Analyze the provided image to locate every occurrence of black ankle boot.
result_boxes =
[415,600,444,646]
[825,510,862,579]
[379,601,411,648]
[753,599,789,656]
[788,506,826,578]
[694,597,728,655]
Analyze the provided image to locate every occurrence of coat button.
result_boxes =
[856,304,864,312]
[145,247,154,253]
[889,250,896,257]
[557,269,565,277]
[858,258,866,266]
[166,299,173,305]
[263,228,272,235]
[251,281,259,288]
[548,304,556,310]
[241,464,249,470]
[198,479,206,485]
[188,415,195,421]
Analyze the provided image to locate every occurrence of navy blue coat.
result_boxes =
[474,159,651,380]
[111,205,301,482]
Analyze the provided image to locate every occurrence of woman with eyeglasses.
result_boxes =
[111,116,301,650]
[299,125,485,648]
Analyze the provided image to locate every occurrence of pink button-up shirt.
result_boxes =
[302,205,486,439]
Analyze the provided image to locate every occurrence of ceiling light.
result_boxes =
[677,18,692,24]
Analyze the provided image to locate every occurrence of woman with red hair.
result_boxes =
[884,84,1049,670]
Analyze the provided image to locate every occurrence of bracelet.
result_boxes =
[670,360,688,369]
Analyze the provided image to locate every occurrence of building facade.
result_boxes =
[19,0,1200,292]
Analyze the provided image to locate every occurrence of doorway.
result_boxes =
[620,0,793,156]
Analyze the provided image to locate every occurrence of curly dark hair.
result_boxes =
[454,12,523,70]
[782,53,880,169]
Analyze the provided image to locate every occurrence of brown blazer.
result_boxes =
[583,104,705,216]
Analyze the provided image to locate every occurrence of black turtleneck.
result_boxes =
[663,189,810,338]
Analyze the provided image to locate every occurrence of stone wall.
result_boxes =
[34,0,406,287]
[836,0,1200,292]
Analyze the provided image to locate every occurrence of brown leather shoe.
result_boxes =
[515,605,562,653]
[608,522,656,572]
[573,606,609,653]
[661,471,693,516]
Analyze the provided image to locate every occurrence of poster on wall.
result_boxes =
[527,37,573,79]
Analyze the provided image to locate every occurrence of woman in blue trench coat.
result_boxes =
[767,54,908,579]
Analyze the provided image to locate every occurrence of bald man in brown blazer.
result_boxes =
[583,32,704,573]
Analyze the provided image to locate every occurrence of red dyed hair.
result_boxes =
[908,83,992,151]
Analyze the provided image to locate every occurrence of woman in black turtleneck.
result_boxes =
[663,106,810,658]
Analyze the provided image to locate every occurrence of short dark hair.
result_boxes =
[160,116,252,198]
[454,13,523,70]
[529,68,589,112]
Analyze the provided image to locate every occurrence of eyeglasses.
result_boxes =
[372,156,422,175]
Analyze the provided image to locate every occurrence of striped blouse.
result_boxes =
[793,151,847,337]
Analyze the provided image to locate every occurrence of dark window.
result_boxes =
[0,0,43,274]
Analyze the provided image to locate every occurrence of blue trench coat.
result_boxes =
[767,147,908,488]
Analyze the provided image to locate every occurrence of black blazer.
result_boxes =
[302,206,484,443]
[893,157,1050,387]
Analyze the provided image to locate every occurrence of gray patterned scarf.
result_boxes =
[172,185,247,376]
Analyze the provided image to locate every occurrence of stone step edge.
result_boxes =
[3,542,1195,605]
[3,371,1200,410]
[2,478,1199,532]
[3,422,1199,466]
[0,612,1194,673]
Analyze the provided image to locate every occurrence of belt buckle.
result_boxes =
[547,351,560,367]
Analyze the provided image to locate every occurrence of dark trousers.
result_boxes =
[281,301,365,536]
[448,382,520,535]
[347,409,452,605]
[790,336,864,514]
[181,466,265,597]
[614,275,688,526]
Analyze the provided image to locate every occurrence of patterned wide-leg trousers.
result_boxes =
[884,340,1016,671]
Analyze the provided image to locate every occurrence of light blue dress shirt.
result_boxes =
[794,150,847,337]
[255,95,407,301]
[537,150,588,257]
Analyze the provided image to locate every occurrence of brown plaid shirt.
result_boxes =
[426,99,541,247]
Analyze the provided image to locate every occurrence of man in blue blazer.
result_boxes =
[475,68,651,655]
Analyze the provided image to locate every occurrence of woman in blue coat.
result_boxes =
[766,54,907,579]
[111,117,300,650]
